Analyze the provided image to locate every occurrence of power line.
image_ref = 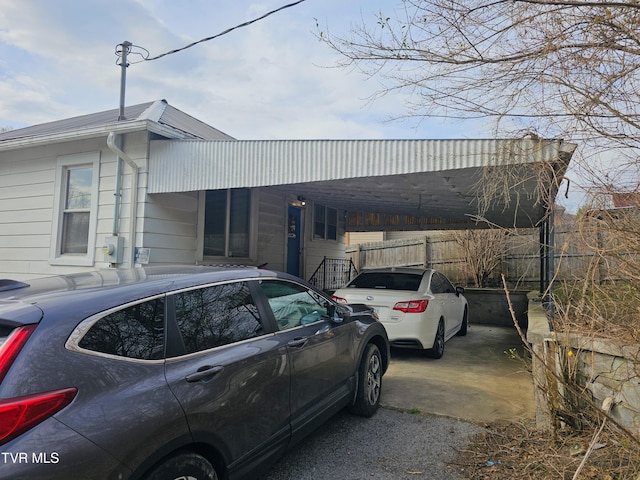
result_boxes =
[118,0,307,64]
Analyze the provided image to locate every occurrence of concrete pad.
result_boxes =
[381,324,535,424]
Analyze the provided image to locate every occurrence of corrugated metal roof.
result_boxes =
[148,138,575,229]
[157,105,234,141]
[149,138,572,192]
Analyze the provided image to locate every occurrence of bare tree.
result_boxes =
[320,1,640,207]
[320,0,640,319]
[322,4,640,449]
[453,229,510,287]
[320,1,640,148]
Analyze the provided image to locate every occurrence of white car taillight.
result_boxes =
[393,299,429,313]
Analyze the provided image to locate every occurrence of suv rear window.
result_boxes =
[79,298,165,360]
[347,273,423,291]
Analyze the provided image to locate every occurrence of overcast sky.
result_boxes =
[0,0,583,211]
[0,0,472,139]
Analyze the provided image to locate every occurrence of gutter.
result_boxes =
[0,120,192,152]
[107,131,139,267]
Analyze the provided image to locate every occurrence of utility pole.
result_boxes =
[116,41,132,121]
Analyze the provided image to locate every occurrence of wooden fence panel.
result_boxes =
[347,226,602,290]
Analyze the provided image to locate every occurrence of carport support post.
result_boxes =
[539,223,545,298]
[548,208,555,325]
[539,210,556,331]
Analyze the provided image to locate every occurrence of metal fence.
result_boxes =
[308,257,359,293]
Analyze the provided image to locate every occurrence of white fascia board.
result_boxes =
[0,120,187,152]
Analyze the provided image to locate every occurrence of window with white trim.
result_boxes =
[203,189,251,258]
[50,153,100,266]
[313,204,337,241]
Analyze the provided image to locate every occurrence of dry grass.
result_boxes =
[554,282,640,344]
[451,211,640,479]
[452,421,640,480]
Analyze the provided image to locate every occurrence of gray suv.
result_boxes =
[0,266,389,480]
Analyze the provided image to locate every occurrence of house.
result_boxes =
[612,192,640,208]
[0,100,576,284]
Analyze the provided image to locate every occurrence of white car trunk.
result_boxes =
[337,288,421,323]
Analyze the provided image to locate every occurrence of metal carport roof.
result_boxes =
[149,138,576,230]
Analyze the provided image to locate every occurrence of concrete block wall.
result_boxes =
[527,304,640,433]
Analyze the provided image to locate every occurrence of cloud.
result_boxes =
[0,0,481,140]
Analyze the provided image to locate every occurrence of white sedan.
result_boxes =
[332,268,468,359]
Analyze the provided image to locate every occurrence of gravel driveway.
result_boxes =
[261,325,528,479]
[261,407,483,480]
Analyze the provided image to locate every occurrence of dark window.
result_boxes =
[440,273,456,294]
[204,189,251,258]
[429,272,443,293]
[430,272,455,294]
[314,204,337,241]
[79,298,165,360]
[173,282,263,354]
[348,272,423,291]
[203,190,226,256]
[258,280,329,330]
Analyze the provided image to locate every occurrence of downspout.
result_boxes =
[107,131,139,267]
[111,136,124,237]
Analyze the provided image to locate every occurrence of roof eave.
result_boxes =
[0,119,189,152]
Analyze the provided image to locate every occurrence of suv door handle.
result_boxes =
[287,337,308,348]
[185,365,224,382]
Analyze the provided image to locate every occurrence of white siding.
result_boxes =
[0,133,151,279]
[0,150,56,276]
[256,188,286,271]
[138,192,199,266]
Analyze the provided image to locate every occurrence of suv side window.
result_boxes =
[173,281,264,354]
[258,280,329,330]
[79,297,165,360]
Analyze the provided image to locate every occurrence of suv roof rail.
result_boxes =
[0,280,30,292]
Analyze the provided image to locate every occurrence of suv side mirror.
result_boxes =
[327,304,349,324]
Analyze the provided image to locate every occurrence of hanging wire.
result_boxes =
[115,42,150,66]
[115,0,307,65]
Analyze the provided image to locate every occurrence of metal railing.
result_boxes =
[308,257,358,293]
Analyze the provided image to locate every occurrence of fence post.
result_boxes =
[424,236,431,268]
[323,256,327,291]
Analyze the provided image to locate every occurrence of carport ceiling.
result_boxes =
[275,166,544,230]
[148,138,576,230]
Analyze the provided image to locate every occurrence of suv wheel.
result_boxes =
[349,343,382,417]
[146,452,218,480]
